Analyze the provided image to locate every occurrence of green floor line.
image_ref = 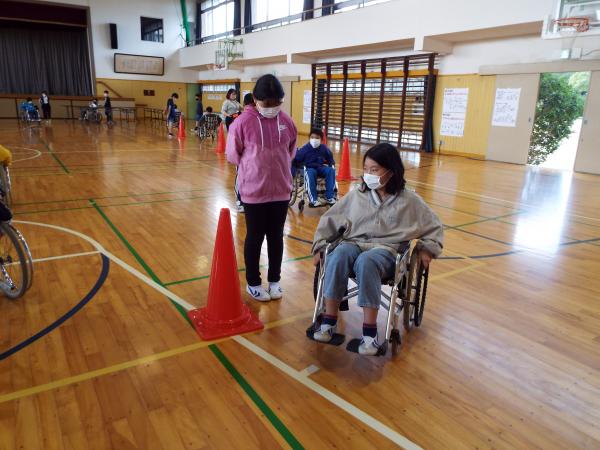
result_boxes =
[209,345,305,450]
[39,137,70,174]
[89,200,304,448]
[164,255,314,286]
[13,187,211,207]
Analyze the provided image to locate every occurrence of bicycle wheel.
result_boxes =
[0,222,29,299]
[0,166,12,208]
[9,224,33,290]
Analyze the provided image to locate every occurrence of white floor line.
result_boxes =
[233,335,423,450]
[11,148,43,163]
[13,220,196,311]
[33,250,100,263]
[299,364,320,376]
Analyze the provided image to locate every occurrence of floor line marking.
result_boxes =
[13,220,196,311]
[31,250,100,264]
[233,335,423,450]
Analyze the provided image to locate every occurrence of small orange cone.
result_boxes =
[322,127,327,146]
[187,208,263,340]
[214,123,226,153]
[336,138,355,181]
[177,113,185,139]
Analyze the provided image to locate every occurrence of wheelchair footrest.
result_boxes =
[345,339,388,356]
[306,322,346,346]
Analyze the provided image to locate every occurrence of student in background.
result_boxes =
[192,94,204,135]
[221,89,242,130]
[39,91,51,123]
[103,90,113,125]
[165,92,179,137]
[234,94,257,213]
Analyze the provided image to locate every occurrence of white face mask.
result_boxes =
[363,171,388,190]
[309,138,321,149]
[257,105,281,119]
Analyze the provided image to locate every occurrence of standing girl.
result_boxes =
[221,89,242,130]
[39,91,51,123]
[226,75,297,301]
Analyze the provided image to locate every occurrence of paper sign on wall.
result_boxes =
[303,90,312,124]
[491,88,521,127]
[440,88,468,137]
[207,94,222,101]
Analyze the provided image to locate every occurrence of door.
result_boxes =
[574,70,600,174]
[487,73,540,164]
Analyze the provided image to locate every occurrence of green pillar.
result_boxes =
[180,0,192,46]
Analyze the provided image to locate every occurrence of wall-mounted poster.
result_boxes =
[303,90,312,124]
[114,53,164,76]
[440,88,468,137]
[491,88,521,127]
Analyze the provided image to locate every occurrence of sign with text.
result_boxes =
[491,88,521,127]
[440,88,468,137]
[114,53,164,76]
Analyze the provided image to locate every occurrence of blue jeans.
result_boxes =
[323,243,395,310]
[305,166,335,202]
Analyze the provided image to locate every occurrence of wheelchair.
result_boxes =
[83,108,103,123]
[197,113,219,141]
[20,109,41,126]
[289,165,338,212]
[306,232,429,357]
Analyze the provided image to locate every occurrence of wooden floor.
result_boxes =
[0,119,599,449]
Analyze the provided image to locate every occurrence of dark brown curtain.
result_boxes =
[0,21,92,96]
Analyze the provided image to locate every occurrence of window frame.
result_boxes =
[140,16,164,43]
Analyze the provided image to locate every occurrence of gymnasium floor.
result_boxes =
[0,119,599,449]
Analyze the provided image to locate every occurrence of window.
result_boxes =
[252,0,304,29]
[140,17,164,42]
[203,83,236,92]
[200,0,235,41]
[334,0,391,13]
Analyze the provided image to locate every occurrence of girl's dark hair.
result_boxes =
[253,74,285,101]
[41,90,47,95]
[362,143,406,195]
[310,128,324,139]
[243,92,254,106]
[172,92,179,99]
[226,89,237,99]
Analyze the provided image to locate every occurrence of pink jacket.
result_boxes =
[226,106,297,204]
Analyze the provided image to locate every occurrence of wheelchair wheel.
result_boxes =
[414,267,428,327]
[403,249,426,330]
[313,262,320,300]
[290,174,300,206]
[390,329,401,356]
[0,222,29,299]
[0,166,12,208]
[298,199,305,212]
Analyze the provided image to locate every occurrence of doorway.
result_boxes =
[528,72,590,171]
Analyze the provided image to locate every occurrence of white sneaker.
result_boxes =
[358,335,380,356]
[246,285,271,302]
[326,198,336,205]
[268,282,283,300]
[313,323,336,342]
[311,199,323,207]
[237,204,245,213]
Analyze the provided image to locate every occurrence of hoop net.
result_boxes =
[553,17,590,34]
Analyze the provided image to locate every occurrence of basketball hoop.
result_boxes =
[210,38,243,72]
[553,17,590,33]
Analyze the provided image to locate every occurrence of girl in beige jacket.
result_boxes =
[311,143,444,355]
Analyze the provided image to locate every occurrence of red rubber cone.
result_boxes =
[214,123,226,153]
[322,127,327,146]
[187,208,263,340]
[177,113,185,139]
[336,138,355,181]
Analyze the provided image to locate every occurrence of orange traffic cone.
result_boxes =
[214,123,226,153]
[177,114,185,139]
[187,208,263,340]
[322,127,327,146]
[336,138,355,181]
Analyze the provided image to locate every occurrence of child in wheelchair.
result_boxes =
[293,129,336,207]
[309,143,443,355]
[20,98,41,122]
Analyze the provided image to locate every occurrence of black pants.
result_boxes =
[41,104,51,119]
[225,116,235,130]
[243,201,289,286]
[105,107,113,123]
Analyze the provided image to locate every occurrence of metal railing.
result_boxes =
[190,0,391,46]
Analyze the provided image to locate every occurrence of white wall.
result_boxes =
[441,34,600,74]
[39,0,198,82]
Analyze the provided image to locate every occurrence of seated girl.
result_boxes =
[311,143,444,355]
